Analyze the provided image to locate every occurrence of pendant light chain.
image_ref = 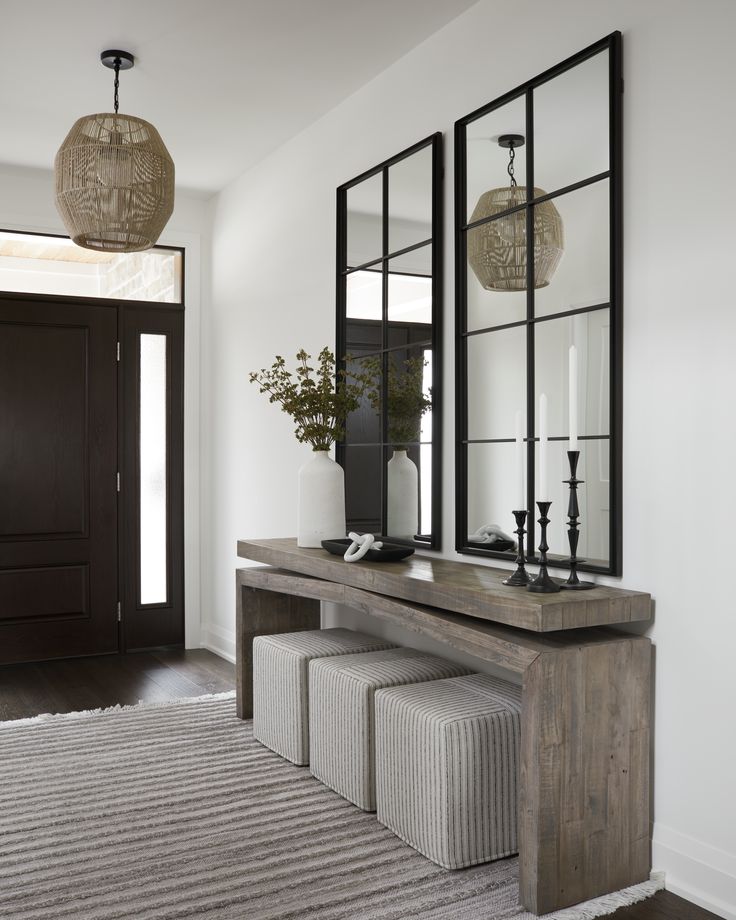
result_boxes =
[113,58,121,114]
[507,143,517,187]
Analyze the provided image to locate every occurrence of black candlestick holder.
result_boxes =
[527,501,561,593]
[561,449,595,590]
[503,509,533,586]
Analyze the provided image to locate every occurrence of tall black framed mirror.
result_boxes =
[336,133,442,548]
[455,33,622,574]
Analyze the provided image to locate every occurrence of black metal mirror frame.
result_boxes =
[336,133,443,548]
[454,32,622,574]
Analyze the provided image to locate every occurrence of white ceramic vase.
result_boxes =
[387,449,418,540]
[297,449,346,547]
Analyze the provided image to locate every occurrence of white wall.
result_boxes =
[205,1,736,916]
[0,163,209,650]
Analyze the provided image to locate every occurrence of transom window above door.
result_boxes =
[0,230,183,303]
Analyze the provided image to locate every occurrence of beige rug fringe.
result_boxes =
[532,872,665,919]
[0,690,236,728]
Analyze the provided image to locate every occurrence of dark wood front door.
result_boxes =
[0,299,118,664]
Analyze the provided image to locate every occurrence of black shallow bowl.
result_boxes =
[321,538,415,562]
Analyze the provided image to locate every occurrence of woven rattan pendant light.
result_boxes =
[468,135,563,292]
[55,50,174,253]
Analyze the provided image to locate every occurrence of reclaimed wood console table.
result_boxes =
[235,537,652,915]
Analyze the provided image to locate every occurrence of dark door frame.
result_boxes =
[0,287,185,656]
[120,304,184,651]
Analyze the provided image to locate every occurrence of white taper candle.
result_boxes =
[539,393,548,502]
[515,410,524,510]
[569,344,578,452]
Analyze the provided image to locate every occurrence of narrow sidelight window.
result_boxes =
[139,333,168,605]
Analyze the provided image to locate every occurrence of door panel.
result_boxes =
[0,323,87,536]
[0,299,118,664]
[0,564,88,622]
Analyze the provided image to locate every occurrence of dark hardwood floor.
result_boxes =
[0,648,235,721]
[0,649,718,920]
[615,890,718,919]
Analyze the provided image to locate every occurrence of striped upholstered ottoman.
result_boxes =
[375,673,522,869]
[309,648,470,811]
[252,628,395,765]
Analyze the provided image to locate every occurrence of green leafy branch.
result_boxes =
[249,347,371,451]
[362,354,433,450]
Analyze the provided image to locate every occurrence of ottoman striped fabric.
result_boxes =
[309,648,470,811]
[375,673,522,870]
[252,628,395,765]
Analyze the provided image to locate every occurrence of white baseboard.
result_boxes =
[201,624,235,663]
[653,823,736,919]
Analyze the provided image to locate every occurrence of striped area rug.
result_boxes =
[0,693,661,920]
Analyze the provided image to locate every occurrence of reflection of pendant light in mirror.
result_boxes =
[55,51,175,252]
[467,134,563,292]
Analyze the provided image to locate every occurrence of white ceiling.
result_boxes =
[0,0,476,194]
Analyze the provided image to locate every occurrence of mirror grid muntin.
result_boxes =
[337,133,442,547]
[455,32,622,574]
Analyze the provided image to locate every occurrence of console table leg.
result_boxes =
[235,571,321,719]
[519,636,651,914]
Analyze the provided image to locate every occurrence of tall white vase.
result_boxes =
[297,449,346,547]
[387,449,418,540]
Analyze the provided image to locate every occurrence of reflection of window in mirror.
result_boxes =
[455,33,621,575]
[337,133,442,548]
[419,349,433,535]
[388,269,432,326]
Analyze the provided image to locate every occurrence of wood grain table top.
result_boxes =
[237,538,651,633]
